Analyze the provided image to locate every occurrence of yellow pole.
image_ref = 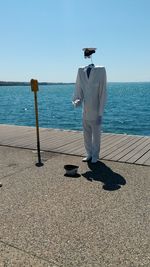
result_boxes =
[30,79,43,167]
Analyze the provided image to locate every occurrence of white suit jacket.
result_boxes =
[73,66,107,121]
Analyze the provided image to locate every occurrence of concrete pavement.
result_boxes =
[0,145,149,266]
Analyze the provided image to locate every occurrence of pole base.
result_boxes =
[35,162,44,167]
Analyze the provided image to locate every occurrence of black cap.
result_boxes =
[82,48,97,58]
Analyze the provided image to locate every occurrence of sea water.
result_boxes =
[0,82,150,136]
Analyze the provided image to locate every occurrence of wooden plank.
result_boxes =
[40,132,83,149]
[0,124,150,166]
[100,133,117,145]
[122,138,150,163]
[63,139,85,155]
[40,132,81,144]
[52,137,83,152]
[103,136,143,160]
[41,138,83,153]
[0,128,32,140]
[1,127,80,147]
[56,141,84,154]
[109,137,146,161]
[101,135,137,158]
[101,134,122,147]
[101,134,130,153]
[135,149,150,165]
[114,137,149,162]
[143,155,150,165]
[101,134,125,148]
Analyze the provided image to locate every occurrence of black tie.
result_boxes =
[87,67,91,78]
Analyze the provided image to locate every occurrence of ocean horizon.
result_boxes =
[0,82,150,136]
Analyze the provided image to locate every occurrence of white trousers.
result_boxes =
[83,119,102,159]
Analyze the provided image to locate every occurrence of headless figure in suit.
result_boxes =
[73,48,107,163]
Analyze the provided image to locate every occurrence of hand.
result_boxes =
[72,99,81,107]
[97,116,102,124]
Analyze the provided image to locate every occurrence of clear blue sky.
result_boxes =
[0,0,150,82]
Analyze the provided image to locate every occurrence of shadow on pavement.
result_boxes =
[64,173,81,178]
[82,161,126,191]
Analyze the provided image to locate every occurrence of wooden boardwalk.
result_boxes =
[0,124,150,166]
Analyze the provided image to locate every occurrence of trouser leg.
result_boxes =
[83,119,92,156]
[91,122,102,159]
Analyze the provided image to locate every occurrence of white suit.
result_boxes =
[73,65,107,161]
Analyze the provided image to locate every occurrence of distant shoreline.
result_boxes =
[0,81,150,86]
[0,81,75,86]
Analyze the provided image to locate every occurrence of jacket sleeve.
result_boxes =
[72,69,83,103]
[98,67,107,116]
